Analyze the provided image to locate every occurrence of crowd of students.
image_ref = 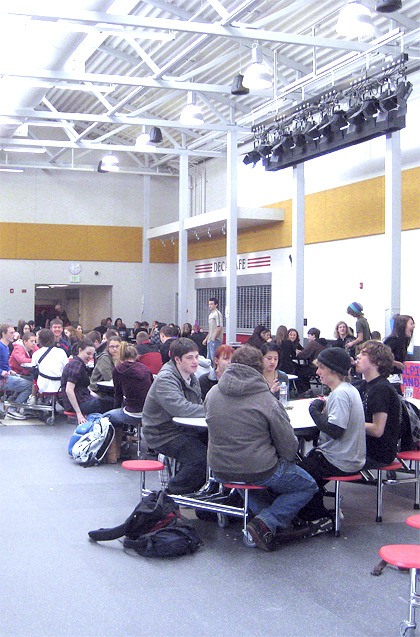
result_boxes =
[0,305,417,551]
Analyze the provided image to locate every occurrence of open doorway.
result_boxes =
[34,285,112,331]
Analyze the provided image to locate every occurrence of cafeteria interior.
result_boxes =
[1,410,418,637]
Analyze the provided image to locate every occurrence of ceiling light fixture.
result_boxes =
[336,1,374,39]
[242,43,273,91]
[97,153,119,173]
[180,92,204,126]
[0,167,24,173]
[375,0,402,12]
[230,73,250,96]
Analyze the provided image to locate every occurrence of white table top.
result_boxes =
[97,379,114,387]
[21,362,34,368]
[287,374,298,380]
[173,399,316,432]
[407,396,420,410]
[173,417,208,429]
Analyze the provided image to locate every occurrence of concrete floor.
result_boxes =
[0,412,419,637]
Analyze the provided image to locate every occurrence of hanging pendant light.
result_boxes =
[336,1,374,38]
[180,92,204,126]
[242,43,273,91]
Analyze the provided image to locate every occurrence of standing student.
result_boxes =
[202,297,223,363]
[345,302,371,352]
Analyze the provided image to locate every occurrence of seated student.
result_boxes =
[0,324,33,419]
[247,324,271,349]
[31,328,68,398]
[135,331,163,375]
[294,327,327,395]
[204,345,317,552]
[59,339,106,425]
[89,335,122,410]
[49,318,70,355]
[114,318,129,341]
[199,344,234,400]
[159,324,178,364]
[332,321,354,349]
[298,348,366,521]
[103,343,153,463]
[9,331,38,375]
[261,342,289,400]
[355,340,401,467]
[142,338,206,495]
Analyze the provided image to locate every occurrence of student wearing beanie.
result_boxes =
[346,302,371,353]
[297,347,366,521]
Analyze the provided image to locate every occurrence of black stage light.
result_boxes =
[231,74,250,96]
[291,125,307,147]
[376,0,402,12]
[256,143,272,158]
[362,98,380,118]
[303,120,320,142]
[330,110,349,131]
[243,149,261,166]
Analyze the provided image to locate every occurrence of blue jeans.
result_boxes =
[2,375,33,404]
[248,460,318,533]
[207,338,222,363]
[103,407,141,430]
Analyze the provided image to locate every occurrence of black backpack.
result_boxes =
[88,490,179,541]
[123,519,203,558]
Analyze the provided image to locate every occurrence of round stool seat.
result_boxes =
[380,461,403,471]
[406,515,420,529]
[379,544,420,569]
[325,474,362,482]
[223,483,266,490]
[122,459,165,472]
[398,450,420,461]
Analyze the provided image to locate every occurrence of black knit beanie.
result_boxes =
[317,347,351,376]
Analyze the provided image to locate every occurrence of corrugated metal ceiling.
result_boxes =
[0,0,418,174]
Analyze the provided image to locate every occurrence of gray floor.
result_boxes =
[1,413,419,637]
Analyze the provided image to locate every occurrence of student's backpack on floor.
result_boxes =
[68,413,103,455]
[88,490,203,558]
[71,416,114,467]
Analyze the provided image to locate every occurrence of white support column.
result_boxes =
[384,131,401,332]
[292,163,305,336]
[141,175,151,321]
[178,154,189,325]
[225,129,238,344]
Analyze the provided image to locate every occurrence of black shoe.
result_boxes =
[246,517,275,552]
[306,516,334,537]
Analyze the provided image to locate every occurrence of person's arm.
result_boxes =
[268,401,299,461]
[345,331,363,349]
[65,381,86,424]
[12,344,32,366]
[297,342,315,361]
[309,398,344,439]
[365,412,387,438]
[155,374,204,418]
[113,371,123,409]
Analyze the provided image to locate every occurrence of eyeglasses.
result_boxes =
[108,344,120,349]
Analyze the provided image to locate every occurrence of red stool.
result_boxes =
[325,474,362,537]
[122,459,165,499]
[406,515,420,530]
[375,461,403,523]
[377,544,420,636]
[223,483,266,546]
[397,450,420,510]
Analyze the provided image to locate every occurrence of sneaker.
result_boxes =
[307,516,334,537]
[26,395,37,406]
[246,517,275,552]
[7,408,27,420]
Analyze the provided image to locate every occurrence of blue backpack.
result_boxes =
[67,413,103,455]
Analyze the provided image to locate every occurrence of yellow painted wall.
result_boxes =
[1,166,419,264]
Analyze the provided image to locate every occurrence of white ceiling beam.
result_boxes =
[0,7,371,53]
[0,136,224,158]
[0,107,251,133]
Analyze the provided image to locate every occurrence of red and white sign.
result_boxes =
[194,254,271,278]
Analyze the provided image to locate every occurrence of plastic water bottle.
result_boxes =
[279,382,288,407]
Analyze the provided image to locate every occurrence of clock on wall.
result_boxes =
[68,262,82,275]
